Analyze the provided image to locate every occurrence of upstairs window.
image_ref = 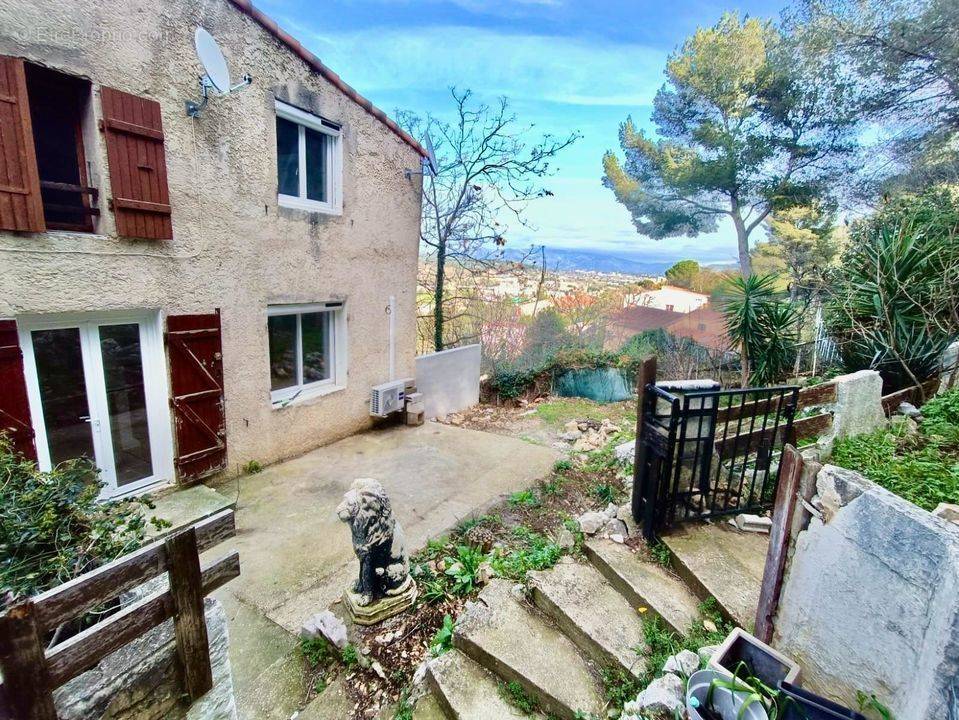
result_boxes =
[275,100,342,215]
[267,302,345,405]
[25,64,98,232]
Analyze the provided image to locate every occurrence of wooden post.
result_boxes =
[631,355,657,524]
[165,528,213,701]
[754,444,804,643]
[0,600,57,720]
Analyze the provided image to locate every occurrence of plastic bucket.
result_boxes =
[687,669,769,720]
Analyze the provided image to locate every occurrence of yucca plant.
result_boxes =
[722,274,800,386]
[825,187,959,393]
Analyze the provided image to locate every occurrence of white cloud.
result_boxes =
[288,23,665,107]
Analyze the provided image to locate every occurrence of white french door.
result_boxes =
[19,311,174,498]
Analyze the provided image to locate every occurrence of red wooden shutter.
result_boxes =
[0,320,38,462]
[0,56,45,232]
[166,311,227,481]
[100,86,172,239]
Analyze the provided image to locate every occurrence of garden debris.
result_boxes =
[622,672,685,717]
[662,649,699,676]
[570,418,622,452]
[730,513,773,534]
[897,401,922,418]
[300,610,348,649]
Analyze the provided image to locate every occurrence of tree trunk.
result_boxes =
[433,240,447,352]
[731,200,752,277]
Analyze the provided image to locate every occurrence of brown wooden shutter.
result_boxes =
[100,86,172,239]
[166,311,227,482]
[0,56,45,232]
[0,319,38,462]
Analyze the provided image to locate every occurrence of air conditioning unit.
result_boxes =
[370,379,406,417]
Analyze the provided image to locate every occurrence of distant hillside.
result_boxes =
[503,247,672,276]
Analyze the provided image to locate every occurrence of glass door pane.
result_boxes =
[31,327,95,465]
[99,323,154,486]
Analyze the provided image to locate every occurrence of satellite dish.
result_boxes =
[424,133,438,176]
[185,27,253,117]
[194,28,231,93]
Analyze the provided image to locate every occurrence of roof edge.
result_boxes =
[227,0,427,158]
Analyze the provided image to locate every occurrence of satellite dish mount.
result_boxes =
[185,27,253,118]
[405,132,438,180]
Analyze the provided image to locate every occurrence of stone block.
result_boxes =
[775,464,959,719]
[825,370,886,449]
[933,503,959,526]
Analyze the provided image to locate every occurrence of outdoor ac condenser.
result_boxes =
[370,379,406,417]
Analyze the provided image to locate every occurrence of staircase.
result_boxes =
[411,522,766,720]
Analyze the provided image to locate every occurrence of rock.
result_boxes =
[622,673,685,717]
[604,503,618,518]
[564,420,581,433]
[602,518,628,538]
[562,430,583,442]
[574,430,604,452]
[577,511,607,535]
[610,534,625,544]
[476,561,493,586]
[448,414,464,426]
[698,645,720,663]
[556,527,577,549]
[933,503,959,526]
[300,610,348,649]
[662,649,700,676]
[702,619,718,634]
[614,440,635,464]
[734,513,773,534]
[616,505,638,537]
[897,401,922,418]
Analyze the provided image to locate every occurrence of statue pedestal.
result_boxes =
[343,577,417,626]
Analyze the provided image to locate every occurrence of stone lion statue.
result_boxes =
[336,478,410,607]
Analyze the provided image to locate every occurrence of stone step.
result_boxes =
[426,649,545,719]
[411,691,450,720]
[453,580,606,720]
[660,522,768,629]
[528,557,647,678]
[584,539,700,637]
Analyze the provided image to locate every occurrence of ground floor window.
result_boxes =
[268,302,345,405]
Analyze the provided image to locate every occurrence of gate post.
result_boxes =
[631,356,657,526]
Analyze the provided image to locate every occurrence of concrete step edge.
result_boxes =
[583,540,694,638]
[528,577,645,679]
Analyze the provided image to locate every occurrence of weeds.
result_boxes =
[592,482,618,505]
[498,681,540,714]
[553,459,573,473]
[341,644,359,669]
[430,614,455,657]
[857,691,893,720]
[509,489,540,507]
[300,636,337,667]
[649,541,672,568]
[489,527,562,580]
[601,668,643,711]
[443,544,488,596]
[242,459,263,474]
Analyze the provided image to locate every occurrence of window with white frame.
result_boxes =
[275,99,342,214]
[267,303,344,404]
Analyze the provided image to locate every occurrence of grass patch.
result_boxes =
[831,389,959,511]
[489,527,563,580]
[649,541,672,568]
[509,489,540,508]
[498,680,540,714]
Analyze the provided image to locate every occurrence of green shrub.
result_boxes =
[341,644,359,668]
[0,437,159,599]
[592,483,617,505]
[429,614,455,657]
[443,545,488,596]
[921,389,959,445]
[508,489,539,507]
[243,460,263,474]
[553,459,573,473]
[831,429,958,510]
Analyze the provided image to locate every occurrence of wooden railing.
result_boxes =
[0,509,239,720]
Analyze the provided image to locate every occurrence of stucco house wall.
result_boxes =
[0,0,423,480]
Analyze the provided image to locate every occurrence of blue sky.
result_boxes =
[257,0,787,266]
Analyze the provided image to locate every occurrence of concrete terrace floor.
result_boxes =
[153,421,561,719]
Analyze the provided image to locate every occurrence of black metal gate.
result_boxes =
[632,383,799,540]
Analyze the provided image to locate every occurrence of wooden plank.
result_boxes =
[34,509,235,631]
[790,412,833,442]
[101,117,164,140]
[631,355,657,524]
[0,601,57,720]
[44,552,239,688]
[755,445,804,643]
[797,382,837,408]
[715,382,834,425]
[165,529,213,700]
[111,197,172,214]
